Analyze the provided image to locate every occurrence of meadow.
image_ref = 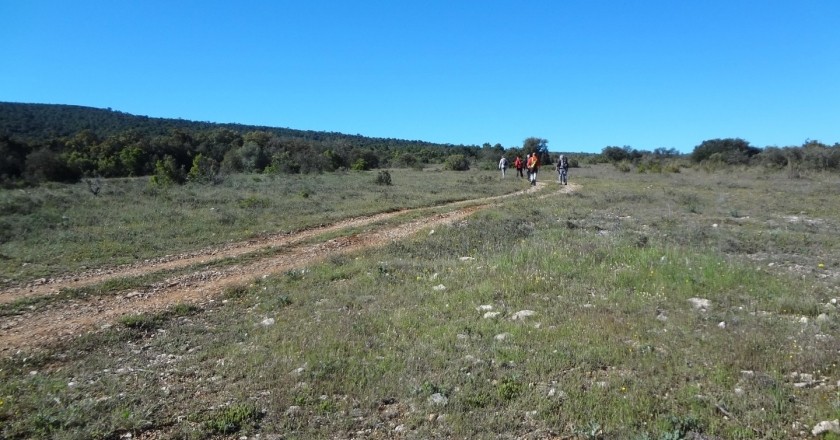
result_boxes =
[1,164,839,439]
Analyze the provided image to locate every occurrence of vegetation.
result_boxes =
[0,102,537,186]
[2,164,840,439]
[0,168,522,284]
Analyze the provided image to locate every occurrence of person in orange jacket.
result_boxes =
[526,152,540,186]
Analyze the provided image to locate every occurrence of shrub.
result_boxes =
[444,154,470,171]
[188,154,221,183]
[375,170,392,185]
[351,158,369,171]
[150,155,186,186]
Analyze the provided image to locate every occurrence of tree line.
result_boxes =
[1,103,532,186]
[3,103,837,186]
[597,138,840,173]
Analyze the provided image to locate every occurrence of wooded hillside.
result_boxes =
[0,102,505,185]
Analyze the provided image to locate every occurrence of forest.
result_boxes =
[0,102,528,186]
[2,102,839,187]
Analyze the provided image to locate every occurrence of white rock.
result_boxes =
[394,424,408,433]
[459,256,475,261]
[428,229,435,235]
[712,223,719,228]
[816,313,830,323]
[483,311,501,319]
[429,393,448,406]
[494,332,512,341]
[432,284,446,291]
[718,321,726,329]
[811,419,840,436]
[511,310,536,320]
[476,304,493,311]
[260,317,275,326]
[799,316,809,324]
[831,298,838,305]
[688,298,711,311]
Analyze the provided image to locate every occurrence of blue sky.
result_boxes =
[2,1,838,153]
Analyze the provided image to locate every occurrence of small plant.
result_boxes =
[497,377,522,401]
[85,177,101,196]
[203,403,261,435]
[238,195,269,209]
[375,170,392,185]
[222,284,251,300]
[119,312,166,332]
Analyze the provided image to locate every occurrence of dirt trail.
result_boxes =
[0,182,579,354]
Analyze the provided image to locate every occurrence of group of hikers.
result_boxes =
[498,153,569,185]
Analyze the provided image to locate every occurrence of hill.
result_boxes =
[0,102,488,185]
[0,101,456,149]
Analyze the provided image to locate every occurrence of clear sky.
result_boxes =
[2,1,838,153]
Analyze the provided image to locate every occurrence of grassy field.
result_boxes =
[0,168,522,286]
[2,165,840,439]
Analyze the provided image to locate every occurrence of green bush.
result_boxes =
[444,154,470,171]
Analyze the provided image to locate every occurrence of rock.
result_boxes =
[511,310,536,320]
[811,419,840,436]
[394,424,408,433]
[428,393,448,406]
[260,317,275,326]
[459,256,475,261]
[494,333,512,341]
[432,284,446,291]
[688,298,711,312]
[483,311,501,319]
[816,313,830,323]
[476,304,493,311]
[799,316,809,324]
[718,321,726,329]
[285,406,303,417]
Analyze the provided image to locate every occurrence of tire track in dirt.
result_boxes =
[0,182,579,354]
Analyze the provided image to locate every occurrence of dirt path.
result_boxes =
[0,182,579,354]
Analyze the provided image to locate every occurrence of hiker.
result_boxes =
[514,155,524,178]
[498,156,508,178]
[526,152,539,186]
[556,154,569,185]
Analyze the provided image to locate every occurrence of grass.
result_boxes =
[0,168,522,285]
[2,165,840,439]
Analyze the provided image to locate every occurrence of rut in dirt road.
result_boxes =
[0,182,578,354]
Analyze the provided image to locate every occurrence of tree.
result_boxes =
[188,154,220,183]
[523,137,550,165]
[691,138,759,164]
[150,155,186,186]
[24,147,81,183]
[0,135,30,182]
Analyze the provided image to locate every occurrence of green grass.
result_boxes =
[0,168,523,285]
[2,164,840,439]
